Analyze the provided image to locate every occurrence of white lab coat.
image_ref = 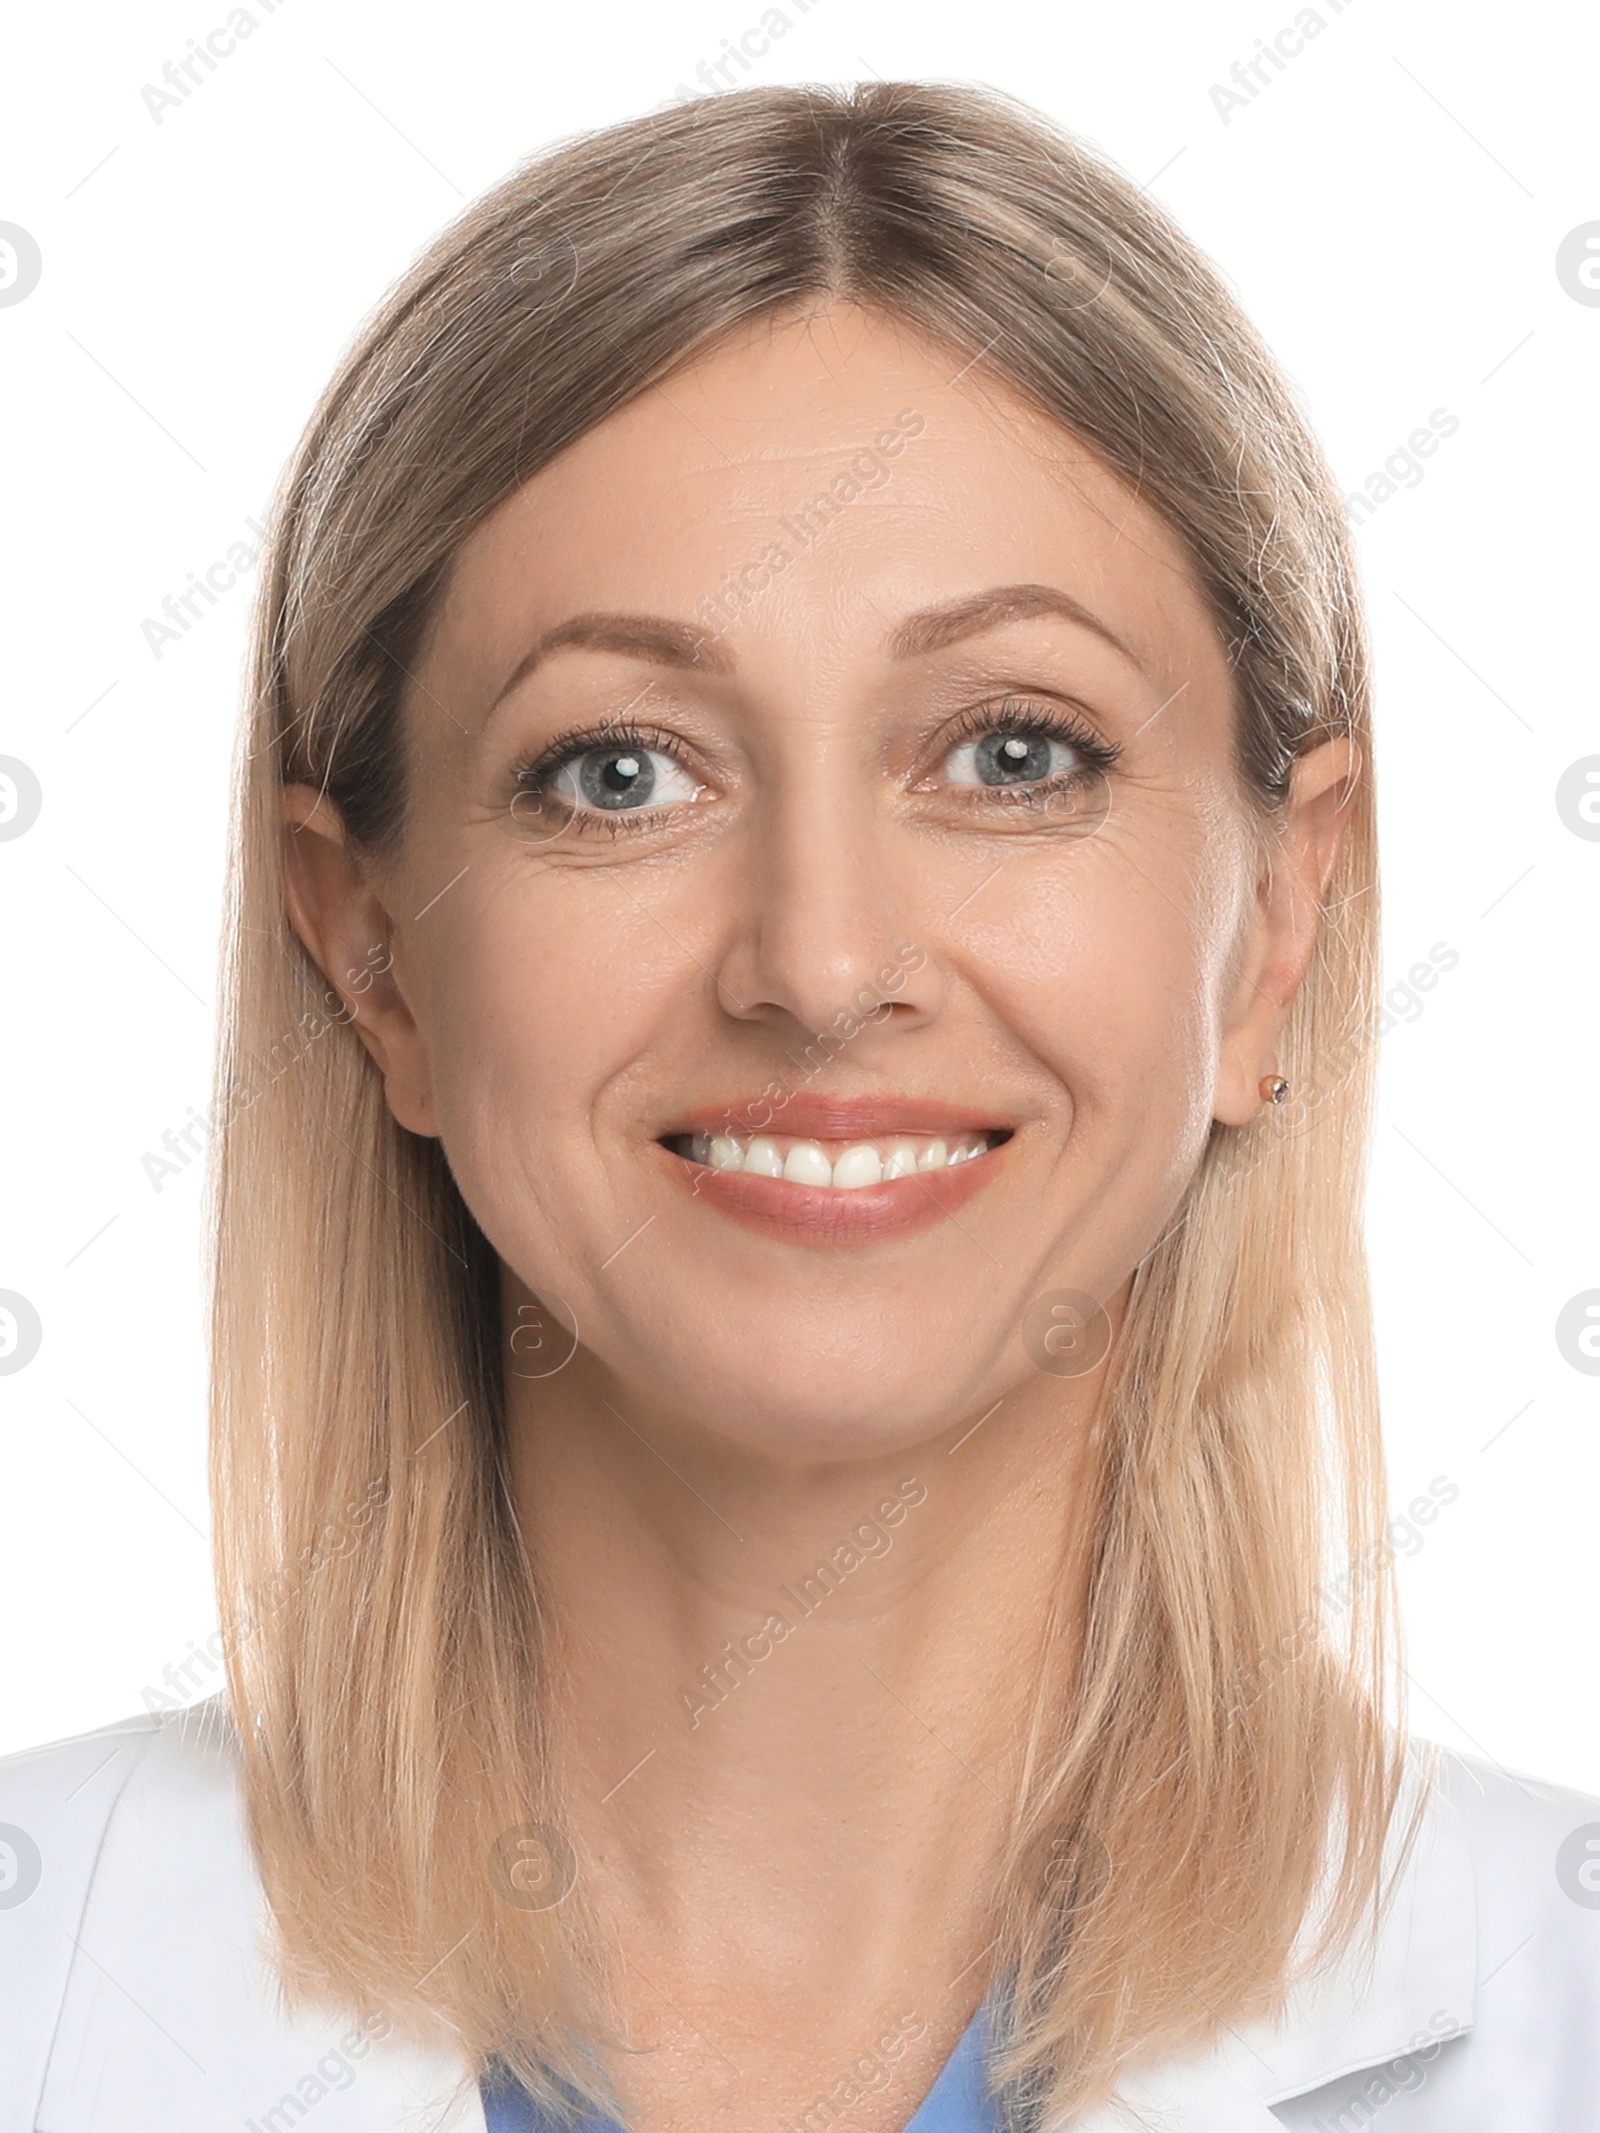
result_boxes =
[2,1697,1599,2131]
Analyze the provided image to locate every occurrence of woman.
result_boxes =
[2,79,1596,2133]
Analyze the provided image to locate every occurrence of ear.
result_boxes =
[1213,738,1361,1127]
[280,783,439,1137]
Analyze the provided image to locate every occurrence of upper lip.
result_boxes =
[663,1096,1015,1140]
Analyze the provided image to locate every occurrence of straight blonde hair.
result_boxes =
[207,78,1404,2126]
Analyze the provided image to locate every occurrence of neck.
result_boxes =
[506,1337,1101,2045]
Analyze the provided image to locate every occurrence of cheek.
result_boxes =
[405,876,666,1174]
[950,842,1228,1133]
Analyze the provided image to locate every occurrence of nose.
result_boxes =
[712,772,938,1042]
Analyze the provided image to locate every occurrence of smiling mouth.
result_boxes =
[660,1128,1012,1190]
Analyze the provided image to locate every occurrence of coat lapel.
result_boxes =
[1066,1745,1479,2129]
[31,1709,1476,2133]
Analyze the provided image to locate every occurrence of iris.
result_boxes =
[974,731,1054,785]
[576,748,654,808]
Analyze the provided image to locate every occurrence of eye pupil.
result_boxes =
[976,730,1053,785]
[580,748,656,809]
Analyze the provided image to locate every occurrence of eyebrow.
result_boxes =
[886,583,1144,671]
[488,581,1142,714]
[488,613,733,713]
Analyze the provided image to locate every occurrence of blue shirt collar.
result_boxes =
[480,1999,1006,2133]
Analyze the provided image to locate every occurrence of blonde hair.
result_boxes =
[208,79,1402,2125]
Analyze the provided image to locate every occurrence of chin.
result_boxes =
[614,1328,1002,1460]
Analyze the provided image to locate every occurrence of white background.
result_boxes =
[1,0,1596,1782]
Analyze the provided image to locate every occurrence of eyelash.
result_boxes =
[507,698,1123,837]
[508,721,692,840]
[935,696,1124,796]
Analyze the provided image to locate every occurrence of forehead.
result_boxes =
[422,301,1228,707]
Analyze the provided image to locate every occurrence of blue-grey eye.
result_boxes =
[550,745,701,813]
[944,729,1082,788]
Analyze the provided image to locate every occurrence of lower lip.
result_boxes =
[657,1139,1010,1246]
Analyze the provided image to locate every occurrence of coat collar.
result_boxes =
[31,1704,1475,2133]
[1067,1745,1478,2130]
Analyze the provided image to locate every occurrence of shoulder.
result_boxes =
[0,1692,241,1862]
[0,1698,481,2133]
[1429,1740,1600,1953]
[0,1699,209,1933]
[0,1693,243,1937]
[1275,1743,1600,2133]
[0,1698,245,2132]
[0,1692,244,1927]
[1433,1735,1600,1843]
[1433,1743,1600,2018]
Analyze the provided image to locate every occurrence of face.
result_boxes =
[284,303,1352,1458]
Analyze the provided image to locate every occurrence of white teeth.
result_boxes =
[881,1137,921,1180]
[831,1142,884,1190]
[743,1135,786,1178]
[782,1140,834,1187]
[682,1129,995,1189]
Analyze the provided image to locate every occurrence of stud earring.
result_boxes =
[1259,1075,1290,1106]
